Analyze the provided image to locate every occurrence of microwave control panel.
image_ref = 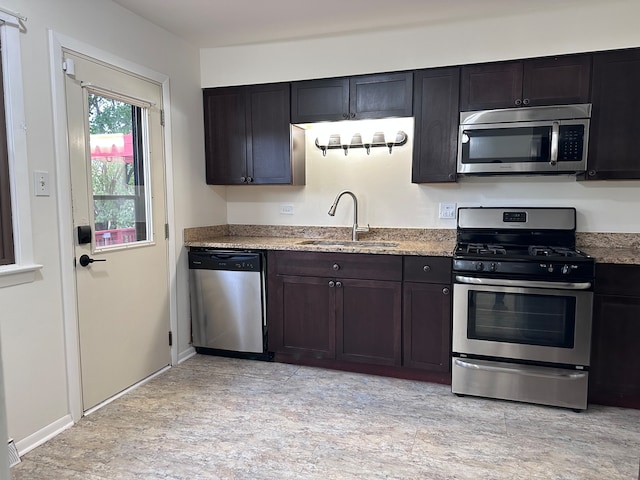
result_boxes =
[558,125,585,161]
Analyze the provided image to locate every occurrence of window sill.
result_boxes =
[0,264,43,288]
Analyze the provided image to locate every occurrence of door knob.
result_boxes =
[79,254,106,267]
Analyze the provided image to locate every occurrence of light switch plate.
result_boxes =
[34,170,50,196]
[439,202,457,219]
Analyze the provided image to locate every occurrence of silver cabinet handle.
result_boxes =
[336,281,342,288]
[332,263,340,271]
[423,265,431,272]
[240,176,246,183]
[328,281,335,287]
[442,287,450,295]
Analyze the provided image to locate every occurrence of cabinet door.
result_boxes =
[412,67,460,183]
[290,78,350,123]
[403,282,452,372]
[203,87,248,185]
[589,294,640,408]
[460,61,523,111]
[349,72,413,120]
[247,83,294,184]
[336,278,402,366]
[522,55,591,107]
[270,275,336,359]
[587,49,640,180]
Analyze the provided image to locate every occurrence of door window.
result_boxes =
[88,92,152,248]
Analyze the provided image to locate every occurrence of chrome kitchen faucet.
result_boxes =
[328,190,370,241]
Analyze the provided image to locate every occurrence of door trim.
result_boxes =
[48,31,178,422]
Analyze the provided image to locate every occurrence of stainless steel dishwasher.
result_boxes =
[188,248,268,358]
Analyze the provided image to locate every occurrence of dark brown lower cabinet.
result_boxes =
[589,264,640,408]
[403,282,451,372]
[268,251,401,367]
[274,275,336,360]
[337,278,401,366]
[267,251,452,384]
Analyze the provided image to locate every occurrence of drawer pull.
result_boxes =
[328,281,335,287]
[332,263,340,271]
[423,265,431,272]
[442,287,450,295]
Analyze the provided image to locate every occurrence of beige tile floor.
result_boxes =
[11,355,640,479]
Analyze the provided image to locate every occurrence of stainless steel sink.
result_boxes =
[297,240,398,248]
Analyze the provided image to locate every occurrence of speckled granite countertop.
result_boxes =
[184,225,640,264]
[184,225,456,257]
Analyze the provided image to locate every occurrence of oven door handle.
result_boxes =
[454,358,588,380]
[455,275,592,290]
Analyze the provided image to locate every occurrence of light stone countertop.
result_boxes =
[184,225,640,264]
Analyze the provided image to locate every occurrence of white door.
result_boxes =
[64,50,170,411]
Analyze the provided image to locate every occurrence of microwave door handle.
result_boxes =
[550,121,560,166]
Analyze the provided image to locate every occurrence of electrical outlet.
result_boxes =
[34,170,50,196]
[439,202,456,219]
[279,204,294,215]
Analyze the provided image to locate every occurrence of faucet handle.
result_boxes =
[356,224,370,234]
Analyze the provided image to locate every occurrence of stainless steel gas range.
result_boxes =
[451,207,595,411]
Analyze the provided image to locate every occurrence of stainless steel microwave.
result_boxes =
[457,104,591,175]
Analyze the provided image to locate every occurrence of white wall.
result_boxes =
[202,0,640,234]
[0,0,219,449]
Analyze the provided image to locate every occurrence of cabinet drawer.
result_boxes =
[273,251,402,281]
[403,256,451,284]
[595,264,640,297]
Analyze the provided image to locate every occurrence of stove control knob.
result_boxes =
[489,263,497,272]
[547,266,554,273]
[475,262,484,271]
[562,264,571,275]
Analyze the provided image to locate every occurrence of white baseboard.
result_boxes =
[15,414,73,457]
[178,346,196,364]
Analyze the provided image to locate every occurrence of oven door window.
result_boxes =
[460,127,551,165]
[468,291,576,348]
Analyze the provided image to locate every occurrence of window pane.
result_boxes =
[88,93,150,248]
[0,43,15,266]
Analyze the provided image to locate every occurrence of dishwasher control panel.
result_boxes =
[188,249,262,272]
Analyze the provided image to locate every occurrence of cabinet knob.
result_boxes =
[328,281,335,287]
[423,265,431,272]
[448,173,456,181]
[332,263,340,271]
[522,98,530,106]
[350,112,356,119]
[442,287,450,295]
[246,176,253,183]
[514,99,522,106]
[336,281,342,288]
[588,170,596,177]
[342,113,349,119]
[240,176,246,183]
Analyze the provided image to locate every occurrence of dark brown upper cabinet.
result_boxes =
[203,83,305,185]
[291,72,413,123]
[412,67,460,183]
[586,48,640,180]
[460,55,592,111]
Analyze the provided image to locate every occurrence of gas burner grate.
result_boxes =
[528,246,579,257]
[466,243,507,255]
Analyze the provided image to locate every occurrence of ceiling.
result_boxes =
[112,0,600,49]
